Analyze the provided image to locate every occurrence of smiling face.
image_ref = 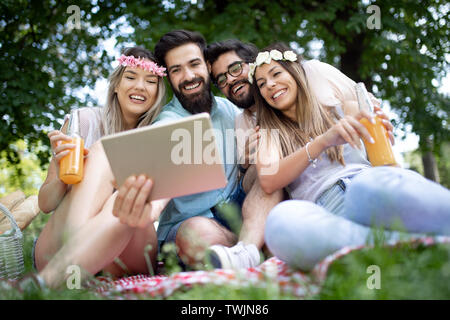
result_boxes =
[254,60,298,120]
[165,43,212,114]
[210,51,254,110]
[115,64,159,126]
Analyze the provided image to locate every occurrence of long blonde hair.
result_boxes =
[102,46,166,135]
[253,43,344,165]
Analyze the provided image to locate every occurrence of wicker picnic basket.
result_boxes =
[0,203,25,280]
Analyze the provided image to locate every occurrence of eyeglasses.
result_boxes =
[214,61,244,88]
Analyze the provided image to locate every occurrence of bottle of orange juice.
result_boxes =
[355,83,397,166]
[59,109,84,184]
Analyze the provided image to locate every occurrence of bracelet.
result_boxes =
[305,141,318,168]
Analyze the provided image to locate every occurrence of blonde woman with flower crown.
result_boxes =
[249,43,450,271]
[33,46,169,288]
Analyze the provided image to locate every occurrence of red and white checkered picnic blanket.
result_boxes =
[92,236,450,299]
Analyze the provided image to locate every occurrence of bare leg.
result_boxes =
[175,216,237,266]
[35,141,158,288]
[39,193,158,288]
[35,141,115,268]
[239,165,284,248]
[204,166,284,269]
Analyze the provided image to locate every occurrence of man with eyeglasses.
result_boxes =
[205,40,284,269]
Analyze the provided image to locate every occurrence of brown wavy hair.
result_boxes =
[252,42,344,165]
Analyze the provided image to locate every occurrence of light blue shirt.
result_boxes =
[153,95,241,243]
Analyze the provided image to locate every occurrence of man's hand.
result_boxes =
[244,126,260,167]
[112,175,167,228]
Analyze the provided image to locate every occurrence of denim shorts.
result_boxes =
[210,176,245,231]
[158,177,246,263]
[315,178,351,216]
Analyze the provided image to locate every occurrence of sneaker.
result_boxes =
[206,242,261,269]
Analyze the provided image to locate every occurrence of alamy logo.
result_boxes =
[366,265,381,289]
[170,120,279,175]
[66,264,81,289]
[367,5,381,30]
[66,5,81,30]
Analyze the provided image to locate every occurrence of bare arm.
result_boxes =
[38,122,89,213]
[256,135,328,194]
[38,121,71,213]
[38,157,70,213]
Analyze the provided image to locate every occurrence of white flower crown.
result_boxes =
[248,49,297,84]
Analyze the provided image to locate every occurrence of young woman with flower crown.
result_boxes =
[249,43,450,271]
[34,46,169,287]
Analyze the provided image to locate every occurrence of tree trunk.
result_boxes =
[340,35,364,84]
[422,151,440,183]
[421,136,440,183]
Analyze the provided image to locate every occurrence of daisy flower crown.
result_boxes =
[248,49,297,84]
[117,55,167,77]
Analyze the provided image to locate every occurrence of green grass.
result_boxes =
[0,212,104,300]
[318,241,450,299]
[1,212,449,300]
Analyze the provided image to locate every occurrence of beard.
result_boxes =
[172,77,213,114]
[227,79,254,110]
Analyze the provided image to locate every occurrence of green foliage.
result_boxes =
[0,140,46,197]
[125,0,449,156]
[0,210,448,300]
[319,242,450,299]
[10,213,450,300]
[403,142,450,188]
[168,280,298,300]
[2,0,449,173]
[0,209,104,300]
[1,2,449,298]
[0,0,124,167]
[158,242,183,275]
[436,144,450,189]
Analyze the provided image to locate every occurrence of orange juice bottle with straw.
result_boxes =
[59,109,84,184]
[355,83,397,166]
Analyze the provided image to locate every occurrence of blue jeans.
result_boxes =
[264,167,450,271]
[161,177,246,250]
[344,167,450,234]
[211,176,245,231]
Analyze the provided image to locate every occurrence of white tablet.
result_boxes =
[100,113,227,201]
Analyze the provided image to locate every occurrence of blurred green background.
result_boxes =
[1,0,449,197]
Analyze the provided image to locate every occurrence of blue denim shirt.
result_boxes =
[153,95,241,243]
